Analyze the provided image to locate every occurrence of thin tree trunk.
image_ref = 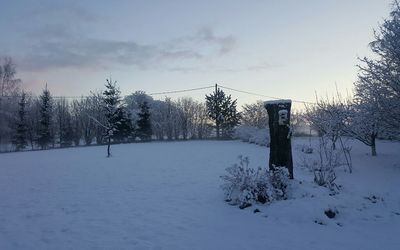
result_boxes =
[371,135,377,156]
[216,122,220,139]
[107,137,111,157]
[332,135,336,150]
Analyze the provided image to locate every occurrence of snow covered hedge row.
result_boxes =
[234,125,270,147]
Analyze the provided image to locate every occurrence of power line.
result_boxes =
[0,84,315,104]
[148,85,214,96]
[218,84,315,104]
[0,85,215,99]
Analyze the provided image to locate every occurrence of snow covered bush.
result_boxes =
[234,126,258,142]
[314,167,337,192]
[234,125,270,146]
[220,156,289,208]
[248,128,270,146]
[304,94,350,150]
[300,136,353,194]
[269,166,290,200]
[300,144,313,154]
[221,156,273,208]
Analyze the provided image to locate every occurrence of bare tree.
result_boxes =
[175,97,196,139]
[304,94,349,149]
[356,0,400,134]
[26,97,40,150]
[0,57,21,150]
[12,92,28,151]
[241,100,268,129]
[0,57,21,97]
[193,102,212,139]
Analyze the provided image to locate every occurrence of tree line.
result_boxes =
[0,64,243,152]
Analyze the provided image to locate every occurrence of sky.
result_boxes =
[0,0,394,108]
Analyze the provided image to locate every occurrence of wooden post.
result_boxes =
[264,100,294,179]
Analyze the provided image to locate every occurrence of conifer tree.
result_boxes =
[136,101,152,141]
[12,92,28,151]
[103,78,122,157]
[220,96,241,138]
[56,98,74,147]
[113,107,133,142]
[206,86,240,139]
[60,114,74,147]
[37,85,53,150]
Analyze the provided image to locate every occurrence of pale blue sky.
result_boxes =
[0,0,393,107]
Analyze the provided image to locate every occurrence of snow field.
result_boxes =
[0,139,399,249]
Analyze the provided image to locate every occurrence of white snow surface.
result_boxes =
[0,139,399,250]
[264,99,292,105]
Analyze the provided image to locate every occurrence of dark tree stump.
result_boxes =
[264,100,294,179]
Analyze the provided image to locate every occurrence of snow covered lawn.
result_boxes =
[0,139,399,249]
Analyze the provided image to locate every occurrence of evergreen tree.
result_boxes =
[56,98,74,147]
[103,78,122,157]
[60,113,74,147]
[220,96,241,138]
[136,101,152,141]
[37,85,53,150]
[113,107,133,142]
[12,92,28,151]
[206,86,240,139]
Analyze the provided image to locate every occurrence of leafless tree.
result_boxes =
[241,100,268,129]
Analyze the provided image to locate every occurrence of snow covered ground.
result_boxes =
[0,139,399,250]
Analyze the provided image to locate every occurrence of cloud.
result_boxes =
[5,2,279,75]
[246,62,278,71]
[27,2,97,23]
[17,5,237,73]
[165,61,279,74]
[189,27,237,55]
[20,35,216,71]
[22,39,157,71]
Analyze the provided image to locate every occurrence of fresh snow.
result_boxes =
[264,99,292,105]
[0,139,399,250]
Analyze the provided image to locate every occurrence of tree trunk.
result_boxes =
[332,135,336,150]
[371,135,377,156]
[107,137,111,157]
[216,121,220,139]
[265,100,294,179]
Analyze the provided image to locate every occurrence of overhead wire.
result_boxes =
[148,85,214,96]
[218,84,315,104]
[0,84,315,104]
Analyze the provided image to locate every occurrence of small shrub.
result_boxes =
[314,168,337,191]
[270,166,290,200]
[234,126,258,142]
[220,156,290,208]
[301,136,352,192]
[234,126,270,147]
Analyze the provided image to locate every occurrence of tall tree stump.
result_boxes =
[264,100,293,179]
